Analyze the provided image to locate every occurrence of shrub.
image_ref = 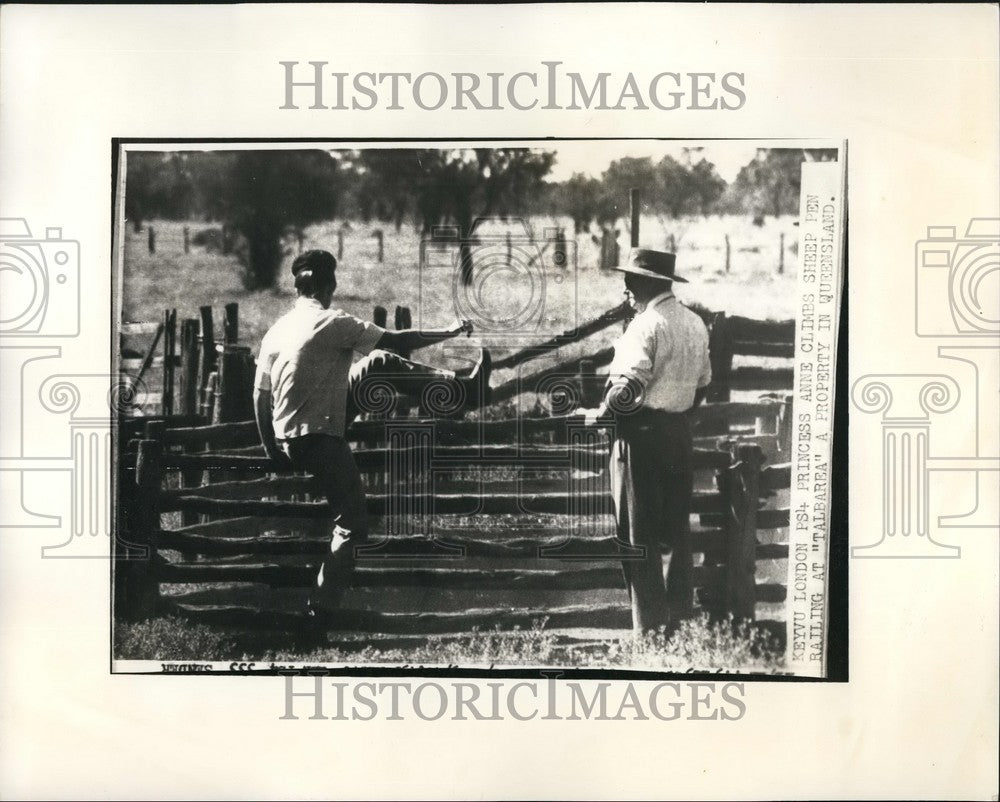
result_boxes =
[114,616,237,661]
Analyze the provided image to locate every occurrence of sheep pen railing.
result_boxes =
[114,409,792,644]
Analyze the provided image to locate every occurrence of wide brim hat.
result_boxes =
[612,248,688,283]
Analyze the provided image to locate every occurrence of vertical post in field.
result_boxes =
[629,188,640,248]
[373,229,384,263]
[724,234,731,273]
[778,232,785,274]
[199,305,216,395]
[178,318,199,416]
[147,225,156,254]
[337,229,344,260]
[373,306,388,329]
[183,225,190,254]
[161,309,176,417]
[223,302,239,345]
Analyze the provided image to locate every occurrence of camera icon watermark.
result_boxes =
[0,218,81,337]
[914,218,999,337]
[418,217,578,341]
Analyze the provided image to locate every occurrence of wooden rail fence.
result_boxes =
[115,412,792,640]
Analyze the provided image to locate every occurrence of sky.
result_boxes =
[129,139,783,185]
[544,140,762,184]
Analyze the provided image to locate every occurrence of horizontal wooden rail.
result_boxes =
[170,600,635,633]
[156,562,626,590]
[703,507,790,530]
[490,347,614,404]
[155,443,734,473]
[160,489,727,517]
[156,528,788,561]
[733,340,795,359]
[154,561,738,593]
[729,366,794,391]
[726,315,795,343]
[155,404,784,448]
[491,302,631,371]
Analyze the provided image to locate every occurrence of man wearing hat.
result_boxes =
[253,249,491,616]
[578,248,711,633]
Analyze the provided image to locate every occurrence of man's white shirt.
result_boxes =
[255,297,385,439]
[607,289,712,413]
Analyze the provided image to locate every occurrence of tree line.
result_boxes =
[125,147,835,289]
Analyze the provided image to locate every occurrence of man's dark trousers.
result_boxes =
[609,409,695,633]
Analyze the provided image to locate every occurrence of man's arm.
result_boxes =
[253,388,286,466]
[376,320,472,353]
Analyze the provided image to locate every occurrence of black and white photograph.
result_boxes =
[3,4,997,799]
[112,139,846,676]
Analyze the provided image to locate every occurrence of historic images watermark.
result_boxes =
[851,219,999,560]
[279,676,748,722]
[0,218,132,558]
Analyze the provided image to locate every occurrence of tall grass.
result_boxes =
[117,614,784,672]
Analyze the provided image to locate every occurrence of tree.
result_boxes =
[367,148,555,284]
[722,148,834,218]
[124,152,195,231]
[685,158,727,215]
[600,157,660,221]
[352,149,425,231]
[221,150,349,289]
[560,173,605,234]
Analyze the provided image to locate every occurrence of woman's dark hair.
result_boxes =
[291,249,336,297]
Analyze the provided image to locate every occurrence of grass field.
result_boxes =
[122,213,799,375]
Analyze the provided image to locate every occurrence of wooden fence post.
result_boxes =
[161,309,176,416]
[127,434,164,620]
[373,306,388,329]
[373,229,384,262]
[238,349,257,421]
[199,305,217,390]
[394,305,412,359]
[337,229,344,260]
[724,234,731,273]
[726,444,761,621]
[778,232,785,274]
[178,319,199,416]
[668,233,676,253]
[183,225,190,254]
[223,302,239,345]
[147,225,156,254]
[707,311,733,404]
[629,188,641,248]
[200,371,218,421]
[215,346,244,423]
[778,393,794,455]
[578,358,601,408]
